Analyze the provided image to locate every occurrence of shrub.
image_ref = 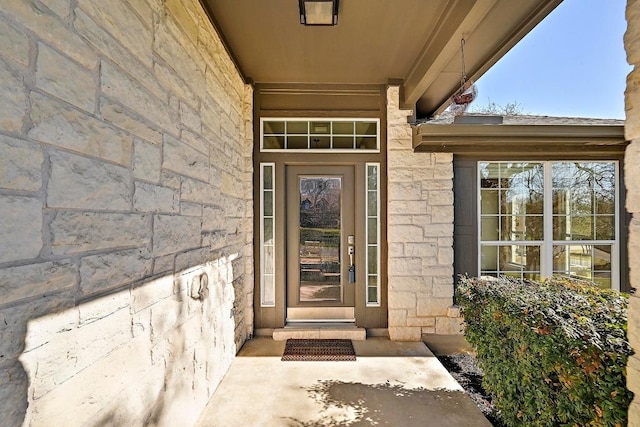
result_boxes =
[456,276,633,426]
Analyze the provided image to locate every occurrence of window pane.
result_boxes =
[596,192,615,214]
[263,218,273,242]
[498,246,520,271]
[310,121,330,134]
[479,163,500,188]
[367,165,378,190]
[594,245,612,271]
[356,121,376,135]
[501,190,512,214]
[525,194,544,215]
[333,136,354,149]
[310,136,330,149]
[367,219,377,242]
[503,215,523,241]
[596,216,615,240]
[287,121,308,134]
[481,217,499,241]
[367,285,378,303]
[263,135,284,149]
[523,246,541,272]
[553,245,594,280]
[356,136,377,149]
[333,121,354,134]
[481,190,499,214]
[287,135,308,149]
[553,215,569,240]
[263,274,275,305]
[367,191,377,214]
[525,216,543,240]
[263,166,273,189]
[480,246,498,271]
[263,191,273,216]
[571,216,594,240]
[499,246,540,274]
[263,121,284,134]
[553,189,569,215]
[264,246,274,274]
[571,190,594,215]
[368,246,377,273]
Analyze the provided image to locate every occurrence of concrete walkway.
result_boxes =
[196,337,491,426]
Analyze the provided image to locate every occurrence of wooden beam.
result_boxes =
[402,0,498,109]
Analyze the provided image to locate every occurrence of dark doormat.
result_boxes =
[281,339,356,361]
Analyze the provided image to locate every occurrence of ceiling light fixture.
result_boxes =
[299,0,339,26]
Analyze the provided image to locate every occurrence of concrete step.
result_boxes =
[273,323,366,341]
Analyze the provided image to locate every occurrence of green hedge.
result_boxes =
[456,276,633,426]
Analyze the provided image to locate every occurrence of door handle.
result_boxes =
[348,244,355,283]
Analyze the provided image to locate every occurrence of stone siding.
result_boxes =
[626,1,640,424]
[0,0,253,426]
[386,86,461,341]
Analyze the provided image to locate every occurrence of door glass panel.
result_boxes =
[299,177,342,302]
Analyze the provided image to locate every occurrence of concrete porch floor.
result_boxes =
[195,337,490,426]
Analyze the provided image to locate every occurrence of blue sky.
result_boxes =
[470,0,631,119]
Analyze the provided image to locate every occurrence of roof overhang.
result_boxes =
[200,0,563,118]
[413,123,628,156]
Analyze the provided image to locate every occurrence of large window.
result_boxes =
[479,161,619,289]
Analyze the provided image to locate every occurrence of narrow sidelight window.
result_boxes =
[261,163,276,306]
[366,163,380,305]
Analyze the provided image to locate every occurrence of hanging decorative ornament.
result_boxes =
[450,38,477,116]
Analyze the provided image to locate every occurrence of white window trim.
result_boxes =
[260,117,380,153]
[260,163,276,306]
[476,160,620,290]
[366,162,381,307]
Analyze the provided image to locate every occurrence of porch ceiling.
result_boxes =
[200,0,562,118]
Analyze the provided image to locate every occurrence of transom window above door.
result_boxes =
[261,118,379,152]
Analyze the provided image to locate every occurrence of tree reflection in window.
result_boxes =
[298,177,342,302]
[479,161,617,288]
[552,162,616,241]
[479,163,544,279]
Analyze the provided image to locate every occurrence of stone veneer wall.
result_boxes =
[626,1,640,424]
[0,0,253,425]
[386,86,462,341]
